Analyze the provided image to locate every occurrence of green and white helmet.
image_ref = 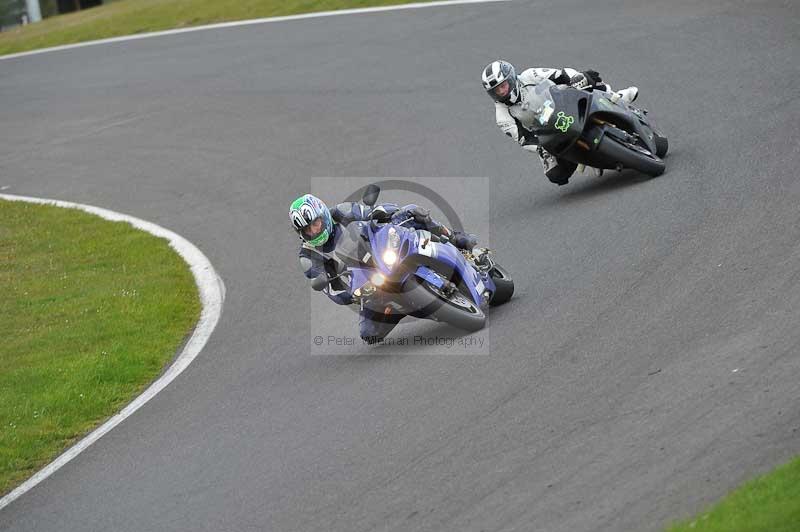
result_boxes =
[289,194,333,246]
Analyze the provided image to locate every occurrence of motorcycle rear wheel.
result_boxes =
[654,133,669,158]
[489,265,514,306]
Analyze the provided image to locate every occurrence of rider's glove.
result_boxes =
[450,231,478,251]
[408,205,432,225]
[582,69,603,86]
[571,70,603,89]
[569,73,591,90]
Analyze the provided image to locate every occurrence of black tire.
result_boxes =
[401,275,485,332]
[654,133,669,158]
[597,134,665,177]
[489,265,514,306]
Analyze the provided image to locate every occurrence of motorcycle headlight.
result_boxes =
[371,273,386,287]
[382,250,398,266]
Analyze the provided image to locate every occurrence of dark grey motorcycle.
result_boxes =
[524,79,668,179]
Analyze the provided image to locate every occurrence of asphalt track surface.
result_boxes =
[1,0,799,530]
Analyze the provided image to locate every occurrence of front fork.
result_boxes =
[413,263,494,308]
[580,117,656,156]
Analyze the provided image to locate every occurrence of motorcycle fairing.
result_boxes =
[366,224,495,307]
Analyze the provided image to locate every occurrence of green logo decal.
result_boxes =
[554,111,575,133]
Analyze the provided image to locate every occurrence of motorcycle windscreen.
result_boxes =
[510,79,557,132]
[334,222,373,267]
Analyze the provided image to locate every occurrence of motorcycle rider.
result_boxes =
[482,60,640,185]
[290,193,478,344]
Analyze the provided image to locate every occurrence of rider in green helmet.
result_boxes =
[290,193,477,344]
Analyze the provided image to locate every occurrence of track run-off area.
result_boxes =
[1,0,799,530]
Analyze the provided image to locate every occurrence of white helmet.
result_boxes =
[482,60,520,105]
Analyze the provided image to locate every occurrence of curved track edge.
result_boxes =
[0,0,510,61]
[0,193,225,512]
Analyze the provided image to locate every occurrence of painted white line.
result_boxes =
[0,193,225,512]
[0,0,511,61]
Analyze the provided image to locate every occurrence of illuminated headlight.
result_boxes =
[382,250,398,266]
[371,273,386,286]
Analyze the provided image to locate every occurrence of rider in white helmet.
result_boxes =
[482,60,640,185]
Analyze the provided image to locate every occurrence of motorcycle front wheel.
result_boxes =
[597,134,666,177]
[401,275,486,332]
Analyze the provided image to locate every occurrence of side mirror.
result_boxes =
[362,184,380,207]
[311,274,329,292]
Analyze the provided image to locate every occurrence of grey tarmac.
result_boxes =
[1,0,799,531]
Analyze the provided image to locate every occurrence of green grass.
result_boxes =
[0,200,200,495]
[0,0,430,56]
[666,456,800,532]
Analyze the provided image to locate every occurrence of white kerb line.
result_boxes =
[0,193,225,512]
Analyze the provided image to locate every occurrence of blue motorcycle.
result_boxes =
[312,185,514,332]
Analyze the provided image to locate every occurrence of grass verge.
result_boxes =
[0,199,200,495]
[0,0,432,56]
[666,455,800,532]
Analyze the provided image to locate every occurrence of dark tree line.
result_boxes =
[0,0,100,28]
[0,0,26,28]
